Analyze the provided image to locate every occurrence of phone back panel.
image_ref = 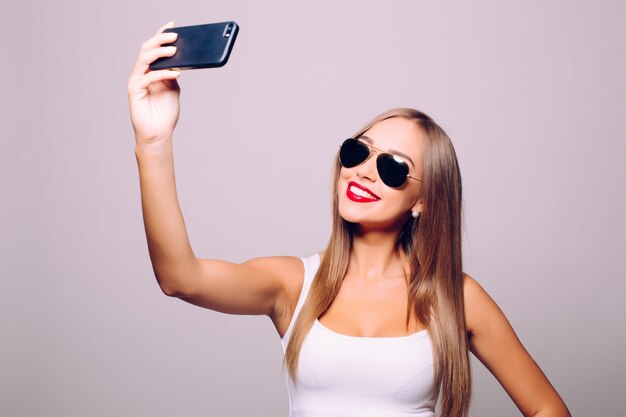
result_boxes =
[149,21,239,71]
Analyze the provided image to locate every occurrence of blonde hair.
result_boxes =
[284,108,471,417]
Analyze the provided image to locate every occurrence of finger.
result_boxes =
[142,31,178,52]
[132,69,181,92]
[131,32,177,76]
[131,44,177,79]
[155,20,176,36]
[162,77,181,92]
[144,45,178,67]
[129,22,178,81]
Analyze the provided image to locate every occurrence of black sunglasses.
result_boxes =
[339,138,422,188]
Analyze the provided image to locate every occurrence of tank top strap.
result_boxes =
[281,252,321,346]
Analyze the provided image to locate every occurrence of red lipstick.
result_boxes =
[346,181,381,203]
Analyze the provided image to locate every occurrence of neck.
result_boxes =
[348,226,408,280]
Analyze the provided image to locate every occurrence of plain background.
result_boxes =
[2,1,625,416]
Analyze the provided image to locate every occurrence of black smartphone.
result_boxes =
[149,21,239,71]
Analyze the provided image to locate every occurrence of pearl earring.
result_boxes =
[412,210,420,219]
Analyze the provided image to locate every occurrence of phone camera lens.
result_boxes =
[224,24,233,38]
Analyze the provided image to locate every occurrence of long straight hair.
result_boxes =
[284,108,471,417]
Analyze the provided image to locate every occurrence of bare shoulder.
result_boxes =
[242,255,304,296]
[462,273,500,335]
[460,274,571,416]
[242,255,303,276]
[462,273,486,304]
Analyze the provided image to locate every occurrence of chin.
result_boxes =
[337,209,362,225]
[339,207,405,232]
[337,197,369,224]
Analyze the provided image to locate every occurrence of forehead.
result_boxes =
[361,117,424,162]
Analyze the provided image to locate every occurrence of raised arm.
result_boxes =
[463,275,571,417]
[127,22,302,335]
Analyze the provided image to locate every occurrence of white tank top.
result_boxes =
[281,253,438,417]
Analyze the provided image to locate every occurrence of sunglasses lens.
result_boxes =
[377,154,409,188]
[339,138,370,168]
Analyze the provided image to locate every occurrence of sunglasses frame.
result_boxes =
[339,138,422,188]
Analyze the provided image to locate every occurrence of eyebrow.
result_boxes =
[359,135,415,168]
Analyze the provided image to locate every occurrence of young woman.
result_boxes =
[128,22,571,417]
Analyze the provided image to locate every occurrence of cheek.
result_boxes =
[337,168,355,194]
[385,194,411,211]
[382,187,419,211]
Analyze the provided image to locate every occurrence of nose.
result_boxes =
[355,152,378,182]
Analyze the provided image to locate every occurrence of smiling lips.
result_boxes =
[346,181,381,202]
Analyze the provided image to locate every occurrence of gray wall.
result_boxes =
[3,1,625,416]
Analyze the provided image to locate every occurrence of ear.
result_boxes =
[411,201,424,215]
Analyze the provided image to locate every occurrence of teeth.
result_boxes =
[350,185,377,199]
